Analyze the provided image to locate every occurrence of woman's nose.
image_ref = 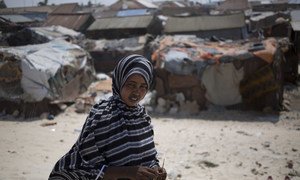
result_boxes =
[132,87,140,94]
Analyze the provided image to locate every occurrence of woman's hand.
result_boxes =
[133,166,159,180]
[103,166,166,180]
[153,166,167,180]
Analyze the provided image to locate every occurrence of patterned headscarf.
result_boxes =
[112,54,154,96]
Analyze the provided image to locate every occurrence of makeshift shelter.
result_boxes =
[149,35,285,114]
[86,15,163,39]
[163,13,247,40]
[260,13,298,83]
[0,39,96,117]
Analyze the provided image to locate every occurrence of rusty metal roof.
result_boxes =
[43,13,94,32]
[0,5,56,14]
[164,13,245,33]
[51,3,79,14]
[87,15,154,30]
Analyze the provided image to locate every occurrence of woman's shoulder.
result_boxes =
[87,97,121,121]
[91,97,116,111]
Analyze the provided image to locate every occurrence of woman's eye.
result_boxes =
[126,83,136,89]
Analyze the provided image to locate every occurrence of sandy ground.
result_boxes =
[0,107,300,180]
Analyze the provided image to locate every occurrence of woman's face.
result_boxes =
[120,74,148,107]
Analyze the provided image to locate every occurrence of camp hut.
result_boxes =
[86,15,163,39]
[163,13,247,40]
[149,35,285,114]
[0,39,96,117]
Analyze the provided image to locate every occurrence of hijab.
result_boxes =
[112,54,154,96]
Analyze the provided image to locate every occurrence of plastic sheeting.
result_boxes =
[201,63,244,106]
[151,35,277,77]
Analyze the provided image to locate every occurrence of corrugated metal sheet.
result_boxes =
[291,22,300,31]
[291,10,300,31]
[291,10,300,21]
[51,3,79,14]
[110,0,157,11]
[43,13,94,31]
[173,2,186,7]
[137,0,158,8]
[110,1,145,11]
[250,11,275,21]
[217,0,249,10]
[289,0,300,4]
[0,6,56,14]
[156,1,189,8]
[164,13,245,33]
[117,9,150,17]
[88,16,153,30]
[0,14,34,23]
[22,12,47,22]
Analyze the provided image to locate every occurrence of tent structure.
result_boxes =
[0,39,96,117]
[149,35,285,113]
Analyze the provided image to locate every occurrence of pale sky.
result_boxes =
[4,0,218,8]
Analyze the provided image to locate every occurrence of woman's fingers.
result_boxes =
[157,167,167,180]
[136,166,159,179]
